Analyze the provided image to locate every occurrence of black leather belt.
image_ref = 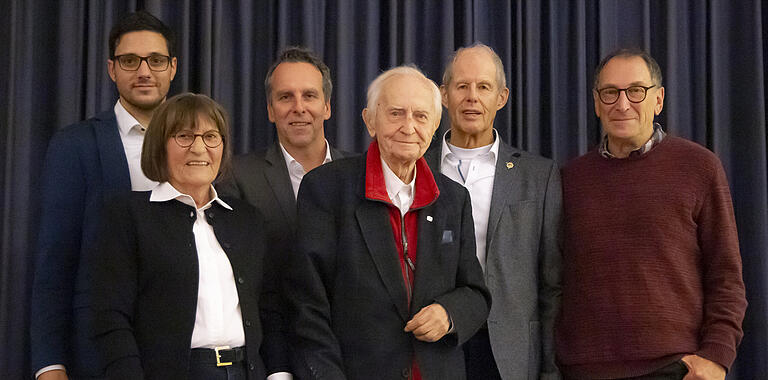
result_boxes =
[190,346,246,367]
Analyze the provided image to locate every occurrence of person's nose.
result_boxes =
[615,90,631,111]
[466,84,479,102]
[189,135,207,153]
[136,58,152,78]
[401,113,417,134]
[292,97,306,113]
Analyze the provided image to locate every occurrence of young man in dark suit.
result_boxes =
[30,11,177,380]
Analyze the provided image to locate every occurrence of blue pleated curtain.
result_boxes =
[2,0,766,378]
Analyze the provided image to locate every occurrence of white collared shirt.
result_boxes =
[149,182,246,349]
[279,140,333,199]
[114,100,158,191]
[381,158,415,216]
[440,130,499,273]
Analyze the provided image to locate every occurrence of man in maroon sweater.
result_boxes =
[557,49,747,380]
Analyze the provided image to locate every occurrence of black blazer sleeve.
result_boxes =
[87,195,144,379]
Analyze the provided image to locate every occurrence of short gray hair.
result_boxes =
[442,43,507,90]
[365,65,442,122]
[593,48,663,89]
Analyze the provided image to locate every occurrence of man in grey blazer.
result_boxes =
[424,43,562,379]
[218,47,346,371]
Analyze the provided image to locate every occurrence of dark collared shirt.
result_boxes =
[599,123,666,158]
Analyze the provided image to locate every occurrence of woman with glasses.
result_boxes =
[87,93,289,379]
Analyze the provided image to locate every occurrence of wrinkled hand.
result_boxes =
[404,303,450,342]
[38,370,69,380]
[681,355,726,380]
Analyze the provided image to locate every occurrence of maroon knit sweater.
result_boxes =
[556,136,747,379]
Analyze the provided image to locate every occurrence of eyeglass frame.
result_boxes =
[113,54,172,72]
[595,84,656,105]
[172,131,224,148]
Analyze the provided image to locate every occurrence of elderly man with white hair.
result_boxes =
[285,65,491,380]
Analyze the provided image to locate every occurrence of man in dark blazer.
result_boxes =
[285,66,491,380]
[29,11,177,379]
[425,43,562,379]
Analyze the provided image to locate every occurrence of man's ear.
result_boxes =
[654,86,665,115]
[440,85,449,108]
[107,60,117,82]
[267,102,276,123]
[496,87,509,110]
[362,108,375,138]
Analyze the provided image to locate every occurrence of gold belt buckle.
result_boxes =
[214,345,233,367]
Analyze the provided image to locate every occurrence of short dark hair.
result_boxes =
[264,46,332,104]
[109,10,176,58]
[142,93,232,183]
[593,48,662,89]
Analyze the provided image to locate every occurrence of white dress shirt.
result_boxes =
[439,130,499,273]
[381,158,415,215]
[150,182,246,348]
[115,100,158,191]
[150,183,293,380]
[279,140,333,199]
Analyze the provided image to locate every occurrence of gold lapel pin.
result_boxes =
[506,162,514,169]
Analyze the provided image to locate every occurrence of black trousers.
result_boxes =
[463,327,502,380]
[565,360,689,380]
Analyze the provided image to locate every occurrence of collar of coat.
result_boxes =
[364,140,440,209]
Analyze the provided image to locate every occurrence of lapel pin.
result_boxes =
[506,162,514,169]
[426,215,433,222]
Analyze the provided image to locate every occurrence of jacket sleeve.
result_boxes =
[284,173,347,380]
[30,130,87,373]
[539,161,563,380]
[433,186,492,346]
[694,159,747,371]
[86,196,144,379]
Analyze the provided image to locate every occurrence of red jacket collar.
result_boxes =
[364,140,440,209]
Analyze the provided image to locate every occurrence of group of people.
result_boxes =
[29,10,746,380]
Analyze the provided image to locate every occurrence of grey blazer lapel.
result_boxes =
[355,202,410,321]
[487,143,521,249]
[264,143,298,227]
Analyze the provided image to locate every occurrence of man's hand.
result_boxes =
[38,369,69,380]
[681,355,726,380]
[404,303,450,342]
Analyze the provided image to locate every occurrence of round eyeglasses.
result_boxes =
[173,131,223,148]
[596,85,656,104]
[114,54,171,71]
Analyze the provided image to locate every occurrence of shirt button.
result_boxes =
[401,367,410,378]
[249,363,255,371]
[245,319,251,327]
[238,277,244,284]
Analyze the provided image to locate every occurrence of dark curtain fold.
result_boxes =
[1,0,766,378]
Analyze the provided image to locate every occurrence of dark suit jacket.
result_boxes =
[30,110,131,377]
[216,142,349,372]
[217,141,348,253]
[285,152,491,380]
[425,140,562,379]
[87,192,285,379]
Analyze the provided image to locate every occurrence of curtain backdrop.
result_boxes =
[2,0,766,378]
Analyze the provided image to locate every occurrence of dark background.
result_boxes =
[1,0,766,378]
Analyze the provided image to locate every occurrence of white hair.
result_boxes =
[365,65,442,122]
